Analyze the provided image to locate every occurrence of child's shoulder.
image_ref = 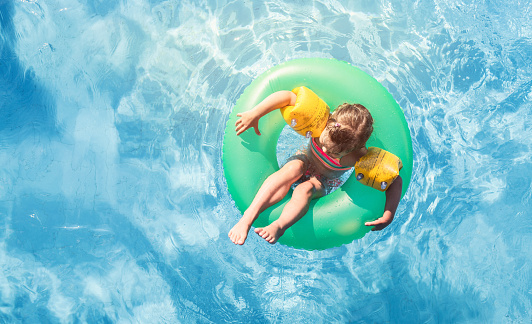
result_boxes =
[341,147,368,166]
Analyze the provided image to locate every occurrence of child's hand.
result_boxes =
[365,211,394,231]
[235,111,261,136]
[366,176,402,231]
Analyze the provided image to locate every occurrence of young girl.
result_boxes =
[228,90,403,245]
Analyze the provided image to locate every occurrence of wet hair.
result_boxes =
[324,103,374,154]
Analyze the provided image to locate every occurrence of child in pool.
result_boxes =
[228,90,403,245]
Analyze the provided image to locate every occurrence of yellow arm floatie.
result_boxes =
[354,147,403,191]
[280,86,330,138]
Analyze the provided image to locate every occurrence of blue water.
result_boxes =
[1,0,530,322]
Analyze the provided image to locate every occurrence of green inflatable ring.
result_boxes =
[223,58,413,250]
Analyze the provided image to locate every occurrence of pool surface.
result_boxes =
[0,0,530,322]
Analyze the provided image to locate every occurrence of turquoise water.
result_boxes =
[1,0,530,322]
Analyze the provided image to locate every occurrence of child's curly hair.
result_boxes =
[324,103,373,154]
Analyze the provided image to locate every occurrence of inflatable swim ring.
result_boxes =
[223,58,413,250]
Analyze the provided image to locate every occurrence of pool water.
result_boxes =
[1,0,530,322]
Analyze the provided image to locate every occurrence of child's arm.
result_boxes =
[235,90,296,136]
[364,176,403,231]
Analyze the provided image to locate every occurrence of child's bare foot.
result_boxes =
[228,219,253,245]
[254,222,285,244]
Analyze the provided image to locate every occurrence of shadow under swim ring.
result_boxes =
[223,58,413,250]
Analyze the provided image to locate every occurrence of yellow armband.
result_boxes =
[354,147,403,191]
[280,86,330,138]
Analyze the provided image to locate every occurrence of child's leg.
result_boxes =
[228,159,307,245]
[255,177,325,244]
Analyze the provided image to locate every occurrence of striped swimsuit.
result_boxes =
[310,138,352,171]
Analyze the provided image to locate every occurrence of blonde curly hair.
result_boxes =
[323,103,373,154]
